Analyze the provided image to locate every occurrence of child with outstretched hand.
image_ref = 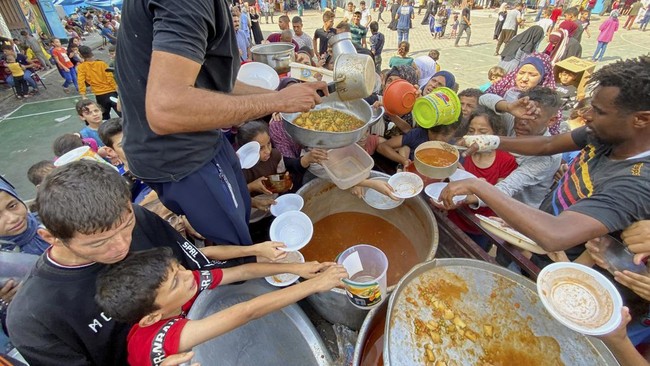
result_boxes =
[95,247,348,366]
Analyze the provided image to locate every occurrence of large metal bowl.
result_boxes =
[281,95,384,149]
[250,42,295,74]
[384,259,618,365]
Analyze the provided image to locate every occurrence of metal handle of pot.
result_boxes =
[368,106,385,127]
[317,82,338,97]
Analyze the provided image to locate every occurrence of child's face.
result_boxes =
[80,104,103,126]
[110,132,127,166]
[489,75,503,83]
[254,132,273,162]
[558,70,577,85]
[468,115,494,136]
[52,39,61,47]
[152,261,198,318]
[0,191,28,236]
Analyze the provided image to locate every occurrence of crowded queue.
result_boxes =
[1,1,650,366]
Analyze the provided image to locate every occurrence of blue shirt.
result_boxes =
[402,127,429,159]
[240,11,251,38]
[236,29,250,61]
[397,6,413,30]
[80,126,105,147]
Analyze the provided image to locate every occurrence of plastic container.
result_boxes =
[236,62,280,90]
[424,182,466,204]
[270,194,304,217]
[236,141,261,169]
[387,172,424,199]
[322,144,374,190]
[412,87,461,128]
[0,251,39,286]
[362,177,404,210]
[596,235,648,275]
[382,79,418,116]
[54,146,115,170]
[269,211,313,251]
[264,251,305,287]
[336,244,388,310]
[537,262,623,336]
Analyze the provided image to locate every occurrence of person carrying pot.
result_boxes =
[115,0,328,261]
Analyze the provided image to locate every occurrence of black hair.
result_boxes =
[95,248,177,324]
[468,105,507,136]
[369,21,379,33]
[564,7,579,17]
[236,120,269,147]
[588,56,650,113]
[519,86,562,115]
[292,16,302,24]
[336,21,351,32]
[278,15,290,22]
[79,45,93,59]
[52,133,84,157]
[27,160,56,187]
[75,99,103,121]
[353,11,362,16]
[34,160,131,240]
[429,120,460,136]
[98,118,123,148]
[458,88,483,100]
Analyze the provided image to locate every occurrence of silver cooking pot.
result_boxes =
[281,94,384,149]
[250,43,295,74]
[328,32,357,60]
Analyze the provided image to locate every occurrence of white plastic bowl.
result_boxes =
[362,177,404,210]
[270,194,304,217]
[269,211,313,251]
[424,182,466,204]
[265,251,305,287]
[387,172,423,199]
[537,262,623,336]
[236,62,280,90]
[236,141,261,169]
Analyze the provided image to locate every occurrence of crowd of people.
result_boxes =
[0,0,649,366]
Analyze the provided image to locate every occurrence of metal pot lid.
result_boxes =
[250,42,295,54]
[333,53,376,99]
[384,258,618,366]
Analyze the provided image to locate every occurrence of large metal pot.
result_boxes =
[250,43,295,74]
[297,172,438,330]
[281,94,384,149]
[331,53,376,101]
[187,279,333,365]
[328,32,357,60]
[384,259,618,365]
[353,301,388,366]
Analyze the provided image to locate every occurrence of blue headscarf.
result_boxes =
[0,179,50,255]
[519,57,546,81]
[431,71,456,89]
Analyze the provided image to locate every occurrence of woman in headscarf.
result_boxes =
[0,178,50,255]
[544,29,582,65]
[498,25,545,73]
[487,54,562,134]
[493,3,508,40]
[382,65,419,134]
[421,70,456,96]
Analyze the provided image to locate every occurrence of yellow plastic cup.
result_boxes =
[412,87,461,128]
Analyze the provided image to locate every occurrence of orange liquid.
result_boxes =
[301,212,418,286]
[415,148,457,167]
[360,313,386,366]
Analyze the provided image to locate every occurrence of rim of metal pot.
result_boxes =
[250,42,295,54]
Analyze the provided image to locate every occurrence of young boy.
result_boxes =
[77,45,119,120]
[479,66,505,92]
[95,247,347,365]
[313,11,336,58]
[369,21,384,74]
[5,54,29,99]
[76,99,106,148]
[51,38,78,93]
[27,160,55,187]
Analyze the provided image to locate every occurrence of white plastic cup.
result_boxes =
[336,244,388,310]
[270,194,304,217]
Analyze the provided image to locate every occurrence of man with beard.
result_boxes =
[441,57,650,267]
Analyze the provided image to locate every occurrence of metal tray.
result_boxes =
[384,258,618,366]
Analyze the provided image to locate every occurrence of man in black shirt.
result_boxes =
[116,0,327,252]
[5,162,274,366]
[313,10,336,58]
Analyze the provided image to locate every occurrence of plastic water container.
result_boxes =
[0,251,39,286]
[412,87,461,128]
[322,144,374,190]
[336,244,388,310]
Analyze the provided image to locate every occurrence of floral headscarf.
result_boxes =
[385,65,418,86]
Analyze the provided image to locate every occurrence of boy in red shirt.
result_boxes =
[96,247,348,366]
[51,38,78,93]
[550,6,563,32]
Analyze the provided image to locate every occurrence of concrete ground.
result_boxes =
[1,8,648,199]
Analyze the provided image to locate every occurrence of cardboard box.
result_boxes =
[553,57,596,100]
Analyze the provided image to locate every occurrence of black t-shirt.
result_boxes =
[6,205,217,366]
[116,0,239,183]
[313,27,336,57]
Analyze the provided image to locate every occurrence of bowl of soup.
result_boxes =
[413,141,459,179]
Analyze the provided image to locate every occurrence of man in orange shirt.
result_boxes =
[77,45,119,119]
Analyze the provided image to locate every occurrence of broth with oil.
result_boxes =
[415,147,457,167]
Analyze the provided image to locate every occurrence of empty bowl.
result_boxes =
[265,251,305,287]
[383,79,418,116]
[387,172,424,199]
[362,177,404,210]
[424,182,466,204]
[237,62,280,90]
[269,211,313,251]
[270,194,304,217]
[237,141,261,169]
